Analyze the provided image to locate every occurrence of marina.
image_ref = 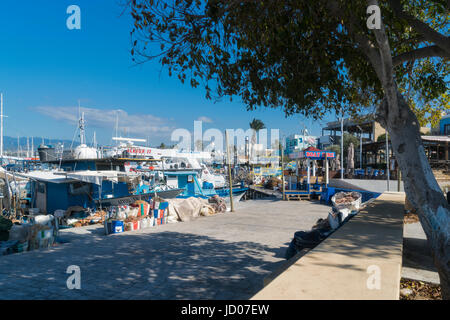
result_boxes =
[0,0,448,303]
[0,97,444,301]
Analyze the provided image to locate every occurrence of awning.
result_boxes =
[421,135,450,143]
[16,171,77,184]
[56,170,139,185]
[17,170,140,185]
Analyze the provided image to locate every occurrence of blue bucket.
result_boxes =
[110,220,124,234]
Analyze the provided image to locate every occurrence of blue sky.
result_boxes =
[0,0,337,147]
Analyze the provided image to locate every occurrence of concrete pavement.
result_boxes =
[0,198,330,300]
[402,222,440,284]
[252,192,405,300]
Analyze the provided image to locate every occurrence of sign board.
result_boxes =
[252,166,282,176]
[289,150,336,160]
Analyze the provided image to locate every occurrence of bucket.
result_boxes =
[34,215,54,226]
[41,228,53,239]
[111,220,124,234]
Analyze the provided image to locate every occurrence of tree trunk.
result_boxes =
[377,91,450,299]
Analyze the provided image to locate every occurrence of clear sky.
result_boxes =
[0,0,338,147]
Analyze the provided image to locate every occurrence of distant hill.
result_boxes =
[2,136,80,152]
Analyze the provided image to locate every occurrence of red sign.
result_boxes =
[127,148,152,155]
[305,151,335,158]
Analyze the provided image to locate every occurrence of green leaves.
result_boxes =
[127,0,449,121]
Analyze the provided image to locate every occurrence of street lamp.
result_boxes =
[340,113,344,180]
[357,125,363,169]
[386,130,390,191]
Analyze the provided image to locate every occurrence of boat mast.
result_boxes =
[115,111,119,146]
[0,93,3,157]
[78,100,85,145]
[0,94,7,157]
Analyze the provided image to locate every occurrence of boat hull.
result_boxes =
[95,188,184,206]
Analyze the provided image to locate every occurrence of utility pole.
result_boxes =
[357,125,363,169]
[225,130,234,212]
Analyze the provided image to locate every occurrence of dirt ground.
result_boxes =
[400,278,442,300]
[404,210,420,224]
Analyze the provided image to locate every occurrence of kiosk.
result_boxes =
[285,147,336,200]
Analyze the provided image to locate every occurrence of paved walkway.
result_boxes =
[252,192,405,300]
[0,199,329,299]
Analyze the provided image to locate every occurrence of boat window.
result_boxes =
[69,182,91,195]
[37,182,45,193]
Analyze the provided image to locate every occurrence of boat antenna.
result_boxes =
[78,100,86,145]
[58,143,64,170]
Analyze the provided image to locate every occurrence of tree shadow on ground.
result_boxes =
[402,237,437,273]
[0,230,287,300]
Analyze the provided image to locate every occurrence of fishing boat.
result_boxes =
[163,171,248,200]
[16,170,183,214]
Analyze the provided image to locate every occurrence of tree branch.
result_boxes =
[367,0,399,115]
[326,1,385,80]
[393,45,450,66]
[388,0,450,54]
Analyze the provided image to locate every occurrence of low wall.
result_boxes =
[251,192,405,300]
[330,178,404,193]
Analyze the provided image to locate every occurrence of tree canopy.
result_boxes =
[129,0,448,121]
[128,0,450,297]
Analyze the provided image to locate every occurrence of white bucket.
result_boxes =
[34,215,54,226]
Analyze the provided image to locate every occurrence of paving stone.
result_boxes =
[0,199,328,299]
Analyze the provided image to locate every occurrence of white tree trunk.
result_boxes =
[377,92,450,298]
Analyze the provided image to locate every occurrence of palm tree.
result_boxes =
[249,118,265,159]
[249,118,266,132]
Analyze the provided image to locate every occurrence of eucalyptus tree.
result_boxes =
[128,0,450,296]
